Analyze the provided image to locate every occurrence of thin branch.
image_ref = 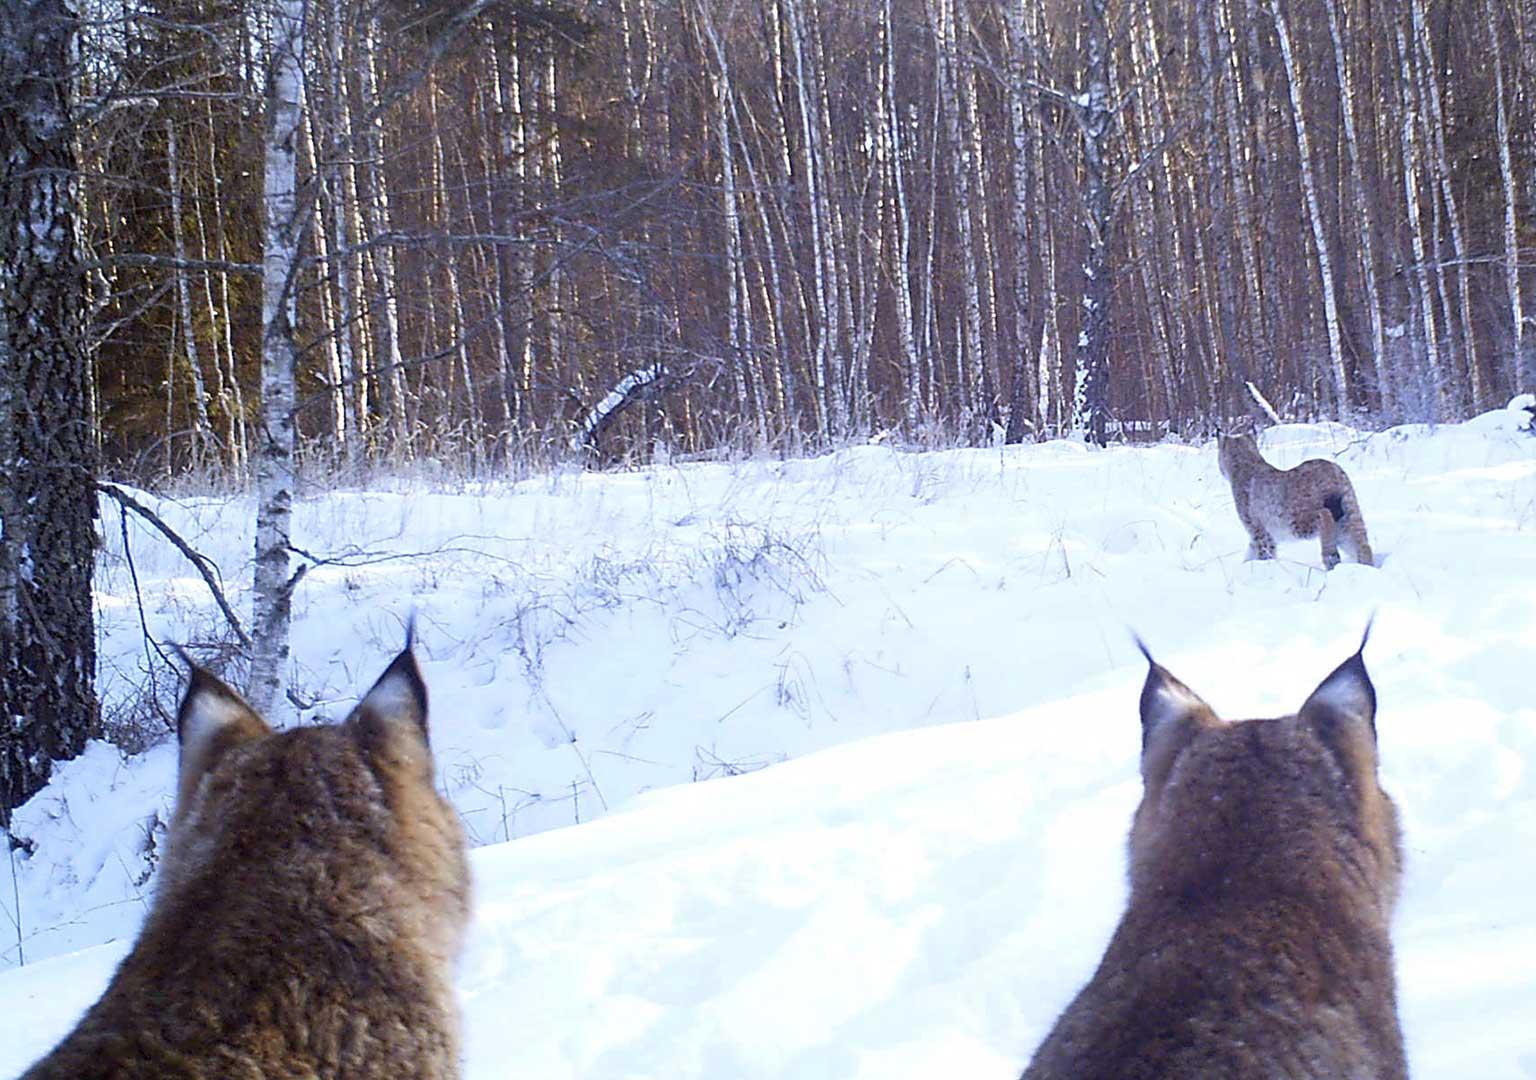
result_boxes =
[97,483,252,651]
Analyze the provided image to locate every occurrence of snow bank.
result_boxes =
[0,405,1533,1077]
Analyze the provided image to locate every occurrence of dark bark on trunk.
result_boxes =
[0,0,100,822]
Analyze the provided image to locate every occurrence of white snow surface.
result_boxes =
[2,408,1535,1077]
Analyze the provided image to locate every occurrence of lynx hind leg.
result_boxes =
[1342,513,1375,567]
[1317,509,1341,570]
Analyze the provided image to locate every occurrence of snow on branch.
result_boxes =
[1245,381,1283,426]
[572,365,667,453]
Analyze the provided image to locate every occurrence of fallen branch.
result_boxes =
[571,364,668,454]
[97,483,252,651]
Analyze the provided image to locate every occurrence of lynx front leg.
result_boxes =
[1317,510,1341,570]
[1244,526,1276,561]
[1236,503,1276,560]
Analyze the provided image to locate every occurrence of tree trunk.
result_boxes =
[1270,0,1349,413]
[356,14,411,456]
[0,0,100,821]
[934,0,986,428]
[1486,0,1525,394]
[1409,0,1480,410]
[1002,0,1037,440]
[165,117,213,466]
[249,0,306,719]
[879,0,920,433]
[1394,16,1448,418]
[1323,0,1388,412]
[1073,0,1114,446]
[784,0,838,437]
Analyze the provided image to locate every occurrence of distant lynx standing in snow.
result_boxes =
[1218,430,1374,569]
[23,643,471,1080]
[1021,639,1406,1080]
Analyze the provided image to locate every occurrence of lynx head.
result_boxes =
[1129,638,1402,923]
[162,643,469,958]
[1216,431,1262,480]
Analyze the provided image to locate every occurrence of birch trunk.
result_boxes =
[164,117,213,466]
[1002,0,1036,440]
[934,0,986,426]
[1394,17,1448,417]
[880,0,920,432]
[205,103,248,473]
[426,75,483,465]
[1409,0,1480,409]
[1486,0,1526,391]
[1324,0,1388,412]
[783,0,837,436]
[1269,0,1350,413]
[0,0,100,819]
[1196,0,1246,418]
[249,0,306,718]
[326,0,361,462]
[356,15,411,455]
[697,5,757,433]
[1072,0,1114,446]
[1216,0,1266,405]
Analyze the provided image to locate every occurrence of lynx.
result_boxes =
[1218,431,1374,569]
[23,643,471,1080]
[1021,639,1406,1080]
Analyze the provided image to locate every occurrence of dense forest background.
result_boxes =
[74,0,1536,474]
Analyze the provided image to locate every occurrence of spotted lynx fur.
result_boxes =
[23,644,471,1080]
[1021,640,1406,1080]
[1218,432,1374,569]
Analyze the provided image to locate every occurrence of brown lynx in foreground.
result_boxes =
[24,643,471,1080]
[1218,432,1374,569]
[1021,639,1406,1080]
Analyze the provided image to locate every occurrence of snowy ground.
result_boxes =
[1,406,1534,1077]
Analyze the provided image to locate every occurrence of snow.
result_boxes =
[1,406,1535,1077]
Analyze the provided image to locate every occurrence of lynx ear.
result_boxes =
[1298,646,1377,744]
[351,646,428,734]
[347,645,432,784]
[174,658,271,813]
[1135,638,1218,782]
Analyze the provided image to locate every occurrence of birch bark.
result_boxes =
[0,0,100,818]
[1269,0,1350,412]
[249,0,306,717]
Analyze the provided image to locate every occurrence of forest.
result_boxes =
[25,0,1536,476]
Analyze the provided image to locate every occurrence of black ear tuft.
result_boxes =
[1130,631,1154,666]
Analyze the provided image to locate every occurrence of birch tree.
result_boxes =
[1269,0,1349,412]
[248,0,307,718]
[0,0,100,819]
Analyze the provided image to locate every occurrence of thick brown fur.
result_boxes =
[1022,644,1405,1080]
[1218,432,1374,569]
[23,648,471,1080]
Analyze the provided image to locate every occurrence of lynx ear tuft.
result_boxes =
[351,645,430,741]
[1299,646,1377,741]
[174,656,270,812]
